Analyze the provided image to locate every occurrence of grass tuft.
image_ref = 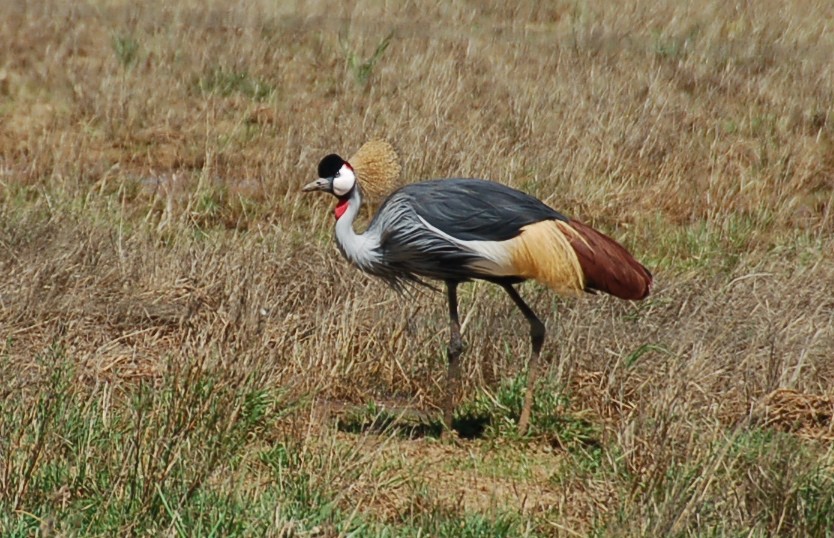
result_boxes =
[197,66,274,100]
[341,30,395,87]
[112,34,140,69]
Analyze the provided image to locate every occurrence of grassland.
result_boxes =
[1,0,833,536]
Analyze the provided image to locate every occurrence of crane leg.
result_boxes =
[501,284,545,436]
[443,280,463,433]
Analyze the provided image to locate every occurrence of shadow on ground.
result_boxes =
[334,403,491,440]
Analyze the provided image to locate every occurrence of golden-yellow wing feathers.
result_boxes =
[507,220,586,296]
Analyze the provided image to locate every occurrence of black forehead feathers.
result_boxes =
[318,154,345,178]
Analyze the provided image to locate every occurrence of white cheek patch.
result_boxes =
[332,165,356,196]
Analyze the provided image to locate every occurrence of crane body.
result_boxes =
[304,153,652,434]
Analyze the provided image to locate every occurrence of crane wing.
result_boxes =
[391,179,569,242]
[364,178,573,288]
[366,178,651,300]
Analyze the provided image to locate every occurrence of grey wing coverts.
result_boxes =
[362,179,568,289]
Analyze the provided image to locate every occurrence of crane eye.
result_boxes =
[334,170,341,178]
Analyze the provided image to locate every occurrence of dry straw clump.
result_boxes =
[753,389,834,442]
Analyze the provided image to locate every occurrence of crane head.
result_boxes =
[302,154,356,197]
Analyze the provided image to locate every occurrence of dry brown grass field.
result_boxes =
[1,0,833,536]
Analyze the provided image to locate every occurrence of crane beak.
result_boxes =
[302,177,330,192]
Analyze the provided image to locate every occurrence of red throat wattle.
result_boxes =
[334,199,349,220]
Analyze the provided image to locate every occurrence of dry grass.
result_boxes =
[1,0,834,536]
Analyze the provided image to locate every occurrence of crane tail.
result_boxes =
[562,219,652,300]
[507,219,652,300]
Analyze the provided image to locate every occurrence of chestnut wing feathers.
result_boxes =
[563,220,653,300]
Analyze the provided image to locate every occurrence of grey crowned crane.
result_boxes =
[303,152,652,435]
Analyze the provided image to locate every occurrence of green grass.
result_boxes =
[340,30,395,87]
[587,428,834,537]
[197,66,274,101]
[454,373,601,447]
[0,345,545,537]
[0,347,289,535]
[112,34,140,69]
[335,371,602,450]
